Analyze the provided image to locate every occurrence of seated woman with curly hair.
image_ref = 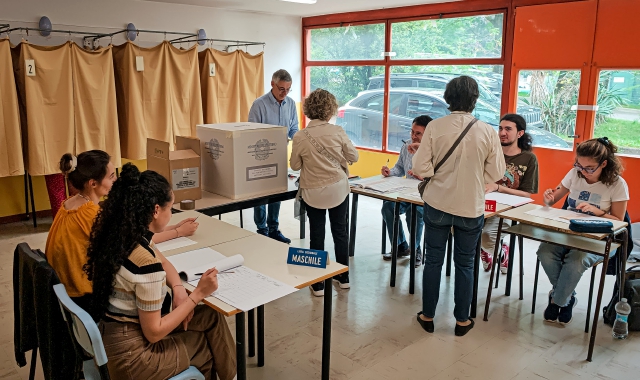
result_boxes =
[84,163,236,380]
[290,88,359,297]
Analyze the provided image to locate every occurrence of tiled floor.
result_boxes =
[1,196,638,379]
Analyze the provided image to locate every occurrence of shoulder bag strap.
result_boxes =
[433,117,477,173]
[302,127,341,169]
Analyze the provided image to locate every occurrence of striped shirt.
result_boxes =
[105,231,168,323]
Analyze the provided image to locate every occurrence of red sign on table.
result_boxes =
[485,200,497,213]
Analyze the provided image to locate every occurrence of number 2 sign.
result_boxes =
[25,60,36,77]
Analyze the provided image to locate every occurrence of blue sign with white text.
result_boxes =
[287,247,328,269]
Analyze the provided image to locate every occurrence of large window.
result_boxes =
[391,14,504,60]
[309,24,385,61]
[305,11,506,153]
[594,70,640,156]
[517,70,580,150]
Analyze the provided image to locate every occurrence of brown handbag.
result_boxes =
[417,117,478,197]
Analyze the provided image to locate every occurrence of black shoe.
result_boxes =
[543,291,560,323]
[310,282,324,297]
[256,230,268,236]
[397,245,411,258]
[558,296,578,325]
[416,312,434,333]
[454,319,475,336]
[332,273,350,289]
[268,230,291,244]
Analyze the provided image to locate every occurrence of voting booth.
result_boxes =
[197,122,288,199]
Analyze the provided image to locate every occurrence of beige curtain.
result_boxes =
[113,41,203,160]
[0,39,24,177]
[17,42,75,176]
[199,49,264,123]
[12,42,121,175]
[71,44,122,167]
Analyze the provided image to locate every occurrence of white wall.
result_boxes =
[1,0,302,100]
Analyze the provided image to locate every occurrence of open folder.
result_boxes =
[166,247,244,281]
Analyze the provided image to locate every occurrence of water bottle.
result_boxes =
[612,298,631,340]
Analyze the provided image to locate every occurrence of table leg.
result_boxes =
[519,236,524,301]
[381,220,387,255]
[322,278,333,380]
[588,237,613,362]
[23,173,29,221]
[248,309,255,357]
[258,305,265,367]
[483,218,504,321]
[409,203,417,295]
[349,193,359,257]
[300,200,306,239]
[471,235,480,319]
[505,221,518,296]
[390,202,401,288]
[236,312,246,380]
[28,174,37,228]
[239,210,244,229]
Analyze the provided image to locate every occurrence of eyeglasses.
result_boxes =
[275,85,292,94]
[410,130,423,136]
[574,161,602,174]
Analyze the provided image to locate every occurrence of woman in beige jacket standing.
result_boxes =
[290,89,359,297]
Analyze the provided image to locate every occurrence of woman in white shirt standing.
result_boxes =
[290,89,359,297]
[538,137,629,325]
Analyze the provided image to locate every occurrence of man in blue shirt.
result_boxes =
[381,115,432,266]
[248,69,299,244]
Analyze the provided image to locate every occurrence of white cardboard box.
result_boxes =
[197,123,288,199]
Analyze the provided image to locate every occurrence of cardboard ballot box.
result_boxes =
[147,137,202,203]
[197,122,288,199]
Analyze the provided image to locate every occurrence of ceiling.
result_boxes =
[139,0,458,17]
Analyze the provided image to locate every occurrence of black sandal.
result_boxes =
[416,312,434,333]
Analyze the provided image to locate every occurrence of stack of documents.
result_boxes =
[350,176,420,193]
[167,247,297,311]
[485,193,534,207]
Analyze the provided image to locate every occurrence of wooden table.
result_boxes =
[482,203,628,362]
[173,177,305,238]
[398,193,512,318]
[163,212,347,380]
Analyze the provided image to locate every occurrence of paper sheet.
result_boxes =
[189,265,297,311]
[166,247,243,281]
[154,237,197,252]
[485,193,534,207]
[525,207,610,224]
[351,176,420,193]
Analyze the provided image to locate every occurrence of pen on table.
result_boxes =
[195,271,234,276]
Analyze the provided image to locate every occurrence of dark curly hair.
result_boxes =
[576,137,623,186]
[500,114,533,152]
[84,163,172,320]
[444,75,479,113]
[60,150,111,191]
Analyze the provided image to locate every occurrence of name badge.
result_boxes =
[485,200,497,213]
[287,247,328,269]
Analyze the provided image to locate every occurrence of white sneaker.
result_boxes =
[332,273,350,289]
[310,283,324,297]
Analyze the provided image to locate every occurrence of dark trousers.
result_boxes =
[305,196,350,268]
[422,203,484,322]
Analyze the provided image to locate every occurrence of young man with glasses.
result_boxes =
[481,114,539,274]
[380,115,432,267]
[248,69,299,243]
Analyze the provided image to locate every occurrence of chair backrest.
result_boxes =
[52,284,109,369]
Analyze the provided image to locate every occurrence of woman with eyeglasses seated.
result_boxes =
[537,137,628,325]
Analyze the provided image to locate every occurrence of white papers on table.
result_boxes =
[485,193,534,207]
[525,207,611,224]
[350,176,420,193]
[154,237,197,252]
[166,247,244,281]
[189,266,297,312]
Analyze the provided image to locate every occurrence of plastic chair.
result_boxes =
[53,284,204,380]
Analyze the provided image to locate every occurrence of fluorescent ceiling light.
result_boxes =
[280,0,317,4]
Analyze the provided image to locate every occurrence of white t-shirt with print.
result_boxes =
[561,168,629,215]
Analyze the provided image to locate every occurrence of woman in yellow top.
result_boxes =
[45,150,200,310]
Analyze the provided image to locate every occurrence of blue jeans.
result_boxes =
[422,203,484,322]
[536,242,602,307]
[381,201,424,250]
[254,202,281,235]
